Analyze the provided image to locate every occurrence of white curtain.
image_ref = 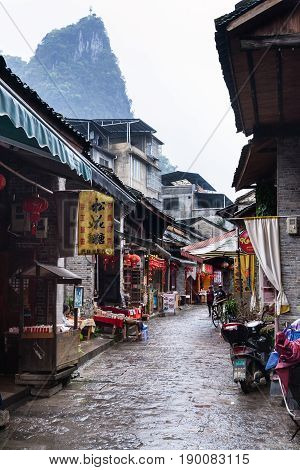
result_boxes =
[245,218,289,316]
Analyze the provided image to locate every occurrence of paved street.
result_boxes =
[0,307,298,450]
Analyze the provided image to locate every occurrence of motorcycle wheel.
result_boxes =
[240,380,252,394]
[239,361,256,394]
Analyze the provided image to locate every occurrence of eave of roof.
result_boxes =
[215,0,288,136]
[215,1,264,30]
[67,117,164,145]
[179,215,229,232]
[0,56,89,152]
[233,137,277,191]
[234,202,256,217]
[232,144,251,188]
[161,171,216,192]
[170,221,205,241]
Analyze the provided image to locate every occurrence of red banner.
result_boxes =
[239,230,255,255]
[149,256,167,271]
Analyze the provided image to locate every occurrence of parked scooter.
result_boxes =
[221,313,273,394]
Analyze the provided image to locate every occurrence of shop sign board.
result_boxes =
[163,293,177,314]
[214,270,222,285]
[239,230,255,255]
[78,191,114,255]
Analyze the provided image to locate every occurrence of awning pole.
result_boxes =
[119,203,126,307]
[236,228,244,303]
[0,160,53,194]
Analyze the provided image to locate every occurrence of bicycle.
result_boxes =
[211,299,229,328]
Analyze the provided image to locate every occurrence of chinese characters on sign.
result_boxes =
[239,230,255,255]
[162,293,176,314]
[78,191,114,256]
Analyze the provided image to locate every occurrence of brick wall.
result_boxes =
[65,255,95,306]
[64,181,95,312]
[277,136,300,321]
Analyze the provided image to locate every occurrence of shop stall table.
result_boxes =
[93,311,141,340]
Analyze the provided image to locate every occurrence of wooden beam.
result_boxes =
[241,34,300,50]
[227,36,247,132]
[227,0,284,32]
[276,49,284,123]
[235,145,252,192]
[247,51,260,127]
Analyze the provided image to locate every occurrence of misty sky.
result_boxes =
[0,0,247,200]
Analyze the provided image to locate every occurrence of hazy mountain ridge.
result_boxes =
[4,14,176,174]
[5,15,133,119]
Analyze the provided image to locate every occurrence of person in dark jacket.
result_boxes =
[215,284,227,302]
[207,285,214,316]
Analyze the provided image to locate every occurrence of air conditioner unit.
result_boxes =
[11,203,31,233]
[36,218,48,239]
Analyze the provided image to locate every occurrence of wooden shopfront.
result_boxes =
[123,252,144,306]
[146,255,168,313]
[15,262,81,384]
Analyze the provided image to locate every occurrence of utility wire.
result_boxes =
[184,1,300,187]
[0,1,89,135]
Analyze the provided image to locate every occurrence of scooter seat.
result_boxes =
[247,320,264,328]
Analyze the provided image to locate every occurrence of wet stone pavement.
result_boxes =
[0,306,299,450]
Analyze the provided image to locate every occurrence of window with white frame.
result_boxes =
[132,157,141,180]
[147,166,161,192]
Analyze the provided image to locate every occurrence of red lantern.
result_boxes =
[23,196,48,235]
[0,174,6,191]
[130,254,141,267]
[124,254,132,267]
[124,253,141,268]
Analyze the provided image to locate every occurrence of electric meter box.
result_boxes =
[287,217,298,235]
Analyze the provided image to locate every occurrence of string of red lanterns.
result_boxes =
[23,195,48,235]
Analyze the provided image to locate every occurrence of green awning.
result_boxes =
[0,83,92,182]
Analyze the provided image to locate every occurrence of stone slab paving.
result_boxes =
[0,307,298,450]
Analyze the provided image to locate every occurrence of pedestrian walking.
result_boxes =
[207,285,214,317]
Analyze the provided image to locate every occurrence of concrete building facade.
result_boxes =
[161,172,232,220]
[68,119,163,206]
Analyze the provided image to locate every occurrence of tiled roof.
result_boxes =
[215,0,264,29]
[182,230,236,252]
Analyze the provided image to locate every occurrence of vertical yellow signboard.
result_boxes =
[78,191,114,255]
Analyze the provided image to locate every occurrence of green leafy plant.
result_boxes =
[93,327,102,338]
[225,298,238,320]
[65,296,74,311]
[256,181,277,216]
